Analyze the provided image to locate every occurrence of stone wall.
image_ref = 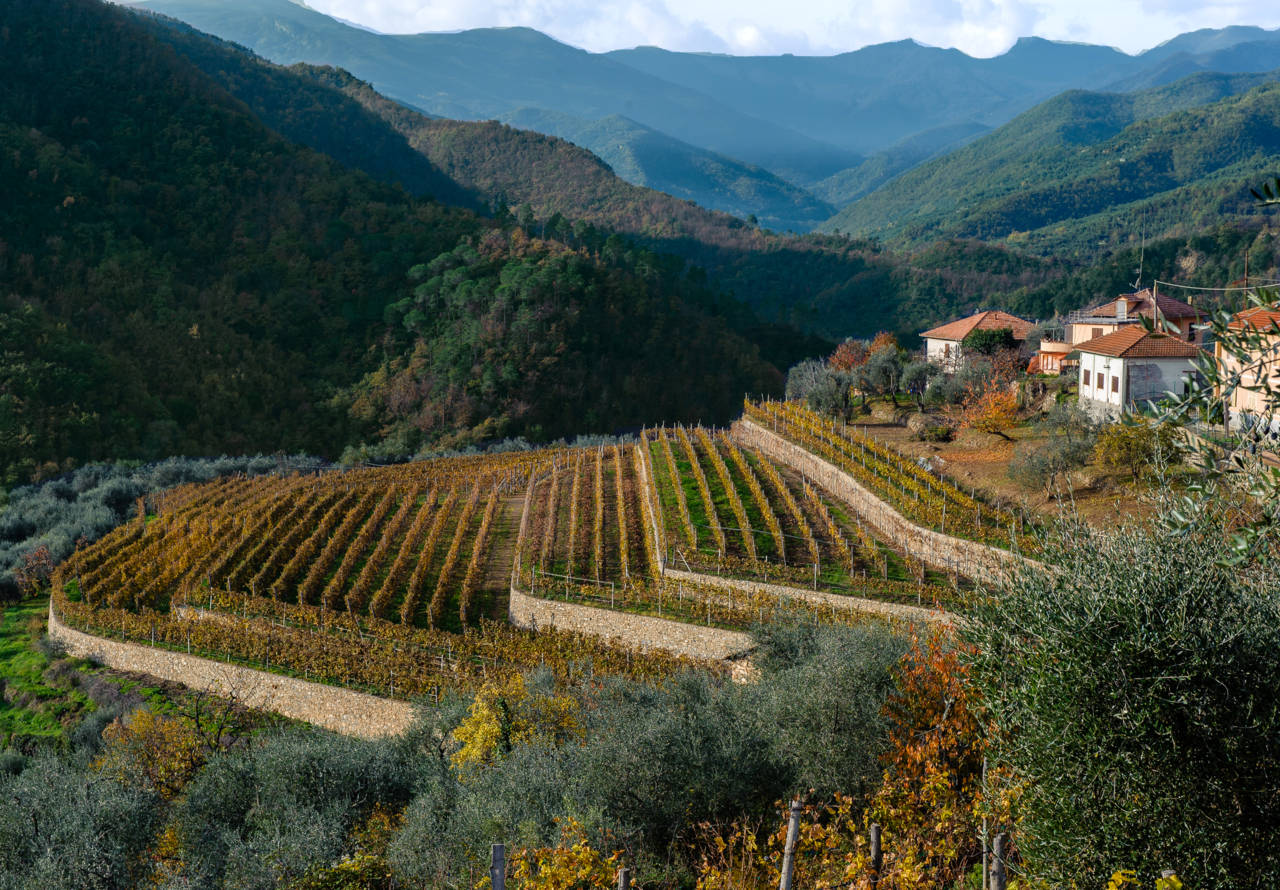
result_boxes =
[48,603,415,738]
[660,567,949,625]
[507,586,752,662]
[733,418,1038,587]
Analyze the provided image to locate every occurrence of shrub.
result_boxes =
[963,508,1280,886]
[1092,419,1179,479]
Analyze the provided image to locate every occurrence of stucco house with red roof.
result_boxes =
[1076,327,1203,419]
[1217,306,1280,428]
[1067,288,1204,346]
[920,310,1034,372]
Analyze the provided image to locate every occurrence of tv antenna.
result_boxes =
[1133,208,1147,291]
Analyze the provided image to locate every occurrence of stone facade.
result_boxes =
[48,603,415,738]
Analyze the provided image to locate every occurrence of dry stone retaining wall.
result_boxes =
[507,586,752,662]
[660,567,948,625]
[48,602,415,738]
[733,418,1038,587]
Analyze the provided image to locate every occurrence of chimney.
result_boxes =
[1116,298,1127,320]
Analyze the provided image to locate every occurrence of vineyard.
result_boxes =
[54,452,717,698]
[744,400,1036,550]
[48,407,988,700]
[519,433,958,614]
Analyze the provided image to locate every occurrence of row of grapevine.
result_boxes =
[369,488,440,621]
[655,429,697,548]
[345,487,425,615]
[401,489,461,625]
[724,440,786,564]
[676,426,726,554]
[428,485,483,629]
[697,428,756,559]
[459,487,501,625]
[745,399,1030,548]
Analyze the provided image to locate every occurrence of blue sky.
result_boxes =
[304,0,1280,57]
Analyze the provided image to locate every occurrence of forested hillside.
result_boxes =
[0,0,786,487]
[823,72,1280,256]
[500,109,835,231]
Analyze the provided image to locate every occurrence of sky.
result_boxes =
[303,0,1280,57]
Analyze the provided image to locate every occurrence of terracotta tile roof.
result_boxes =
[1079,288,1203,321]
[1076,326,1203,358]
[920,310,1034,342]
[1227,306,1280,332]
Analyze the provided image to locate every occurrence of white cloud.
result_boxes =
[300,0,1280,57]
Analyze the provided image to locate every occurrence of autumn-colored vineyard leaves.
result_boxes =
[746,399,1029,548]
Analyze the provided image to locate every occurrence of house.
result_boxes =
[920,310,1034,371]
[1031,339,1075,376]
[1076,327,1203,419]
[1216,306,1280,429]
[1066,288,1204,346]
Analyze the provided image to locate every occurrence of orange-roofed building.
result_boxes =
[1076,326,1203,419]
[920,310,1034,371]
[1066,288,1204,346]
[1218,306,1280,427]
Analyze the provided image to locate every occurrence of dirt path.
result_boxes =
[478,496,524,621]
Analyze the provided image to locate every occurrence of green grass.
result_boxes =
[0,598,92,748]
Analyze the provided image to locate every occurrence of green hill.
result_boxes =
[501,109,835,231]
[299,66,1068,342]
[0,0,788,485]
[820,71,1280,256]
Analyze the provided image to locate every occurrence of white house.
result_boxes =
[1076,327,1202,419]
[920,310,1034,371]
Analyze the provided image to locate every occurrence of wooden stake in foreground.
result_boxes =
[490,843,505,890]
[779,800,802,890]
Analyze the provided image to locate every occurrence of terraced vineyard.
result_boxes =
[54,452,715,697]
[519,433,958,612]
[52,408,977,700]
[744,399,1035,550]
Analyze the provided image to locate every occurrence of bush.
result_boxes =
[963,509,1280,886]
[1092,419,1179,479]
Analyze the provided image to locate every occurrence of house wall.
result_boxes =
[925,338,961,370]
[1070,317,1198,347]
[1078,352,1196,418]
[1218,338,1280,426]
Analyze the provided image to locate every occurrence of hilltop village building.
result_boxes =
[1217,306,1280,430]
[1075,327,1203,419]
[920,310,1034,372]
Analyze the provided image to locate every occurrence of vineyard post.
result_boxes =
[616,868,631,890]
[869,822,882,888]
[490,844,506,890]
[990,834,1007,890]
[981,757,989,890]
[778,800,802,890]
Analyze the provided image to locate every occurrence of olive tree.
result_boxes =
[963,505,1280,887]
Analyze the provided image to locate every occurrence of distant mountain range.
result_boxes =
[130,0,1280,232]
[820,70,1280,255]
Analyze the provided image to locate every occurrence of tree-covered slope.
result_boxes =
[0,0,789,485]
[821,72,1280,256]
[297,66,1068,342]
[501,109,835,231]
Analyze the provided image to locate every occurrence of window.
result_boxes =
[1092,327,1103,339]
[1111,376,1119,394]
[1082,369,1090,387]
